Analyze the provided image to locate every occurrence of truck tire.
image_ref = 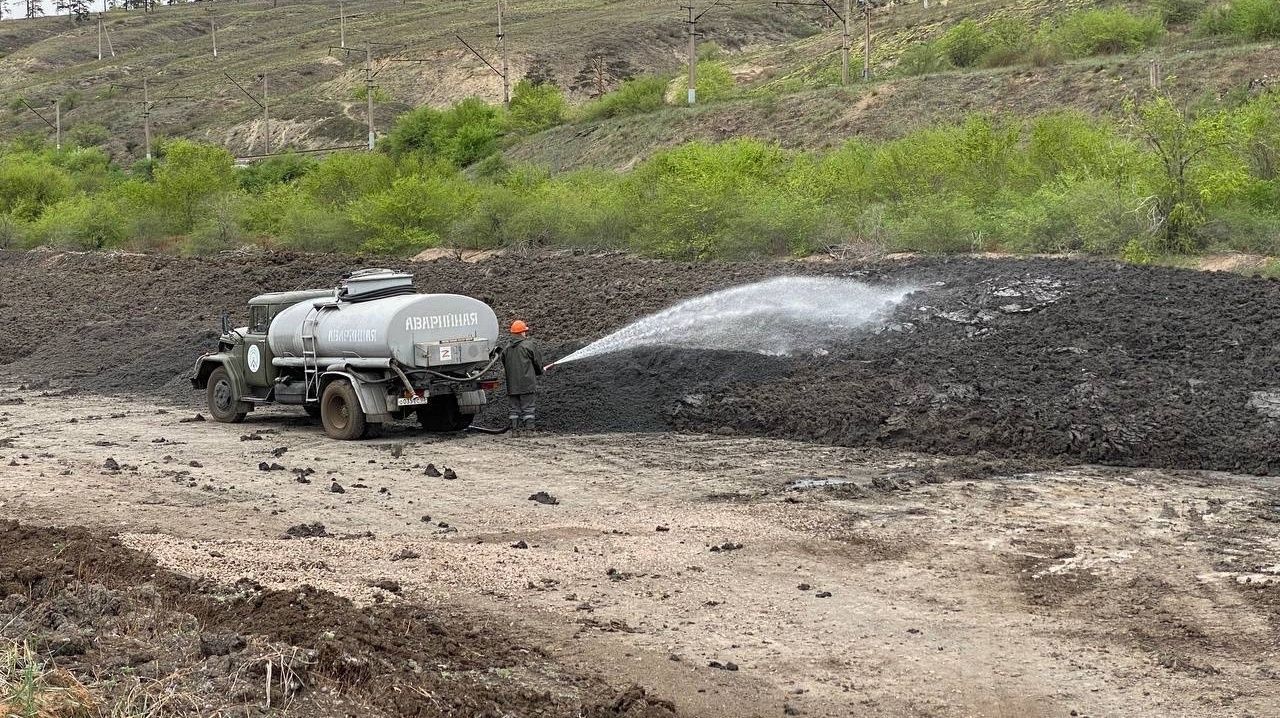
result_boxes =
[206,366,247,423]
[417,397,474,432]
[321,379,367,440]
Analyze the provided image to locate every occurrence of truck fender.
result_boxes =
[317,371,391,421]
[191,354,246,393]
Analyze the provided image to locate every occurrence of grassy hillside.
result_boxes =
[6,0,1274,165]
[0,0,811,158]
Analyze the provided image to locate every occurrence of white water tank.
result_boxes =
[266,270,499,368]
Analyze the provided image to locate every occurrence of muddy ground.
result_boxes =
[4,249,1280,472]
[4,248,1280,716]
[2,390,1279,717]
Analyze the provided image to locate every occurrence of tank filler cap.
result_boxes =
[337,268,415,300]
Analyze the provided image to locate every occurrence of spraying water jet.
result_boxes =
[547,276,915,368]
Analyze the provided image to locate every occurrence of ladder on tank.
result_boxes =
[302,307,321,403]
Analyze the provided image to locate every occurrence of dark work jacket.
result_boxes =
[502,337,544,395]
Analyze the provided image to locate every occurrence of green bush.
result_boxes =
[299,151,395,206]
[897,43,951,76]
[889,195,983,253]
[28,195,128,249]
[152,140,236,231]
[68,124,109,149]
[1048,8,1164,57]
[0,157,72,220]
[580,76,667,121]
[1199,0,1280,39]
[237,153,316,193]
[1153,0,1203,24]
[383,98,503,167]
[506,79,567,135]
[349,173,476,253]
[938,20,991,67]
[693,61,736,102]
[0,213,27,249]
[186,193,248,255]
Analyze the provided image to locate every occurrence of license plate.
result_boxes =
[396,396,429,407]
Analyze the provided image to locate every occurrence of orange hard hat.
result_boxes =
[510,320,529,334]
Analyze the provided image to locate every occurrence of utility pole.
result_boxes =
[143,77,151,160]
[682,1,724,105]
[365,44,374,149]
[223,71,273,154]
[339,0,345,48]
[211,19,218,57]
[455,3,510,106]
[497,0,509,106]
[55,99,61,150]
[862,0,871,81]
[110,79,192,161]
[262,74,270,154]
[97,14,103,60]
[331,42,403,150]
[842,0,851,86]
[775,0,850,86]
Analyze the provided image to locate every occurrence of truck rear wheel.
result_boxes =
[417,397,474,432]
[206,366,246,423]
[321,380,367,440]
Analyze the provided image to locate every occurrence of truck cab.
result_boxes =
[191,290,332,421]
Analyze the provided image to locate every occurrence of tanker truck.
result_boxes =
[190,268,502,439]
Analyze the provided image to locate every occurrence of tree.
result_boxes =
[56,0,92,21]
[24,0,43,18]
[1126,95,1239,249]
[152,140,237,231]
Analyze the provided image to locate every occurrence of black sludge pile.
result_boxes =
[4,249,1280,474]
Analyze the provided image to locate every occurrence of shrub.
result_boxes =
[300,151,395,206]
[186,193,248,255]
[897,43,951,76]
[1201,0,1280,39]
[382,98,503,167]
[693,60,736,102]
[1048,8,1164,58]
[152,140,236,231]
[0,158,73,220]
[29,195,128,249]
[1153,0,1203,24]
[580,76,667,121]
[889,195,984,253]
[506,79,567,135]
[348,173,476,253]
[68,123,109,149]
[0,213,27,248]
[937,20,991,67]
[237,153,316,193]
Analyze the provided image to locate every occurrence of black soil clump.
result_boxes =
[6,250,1280,473]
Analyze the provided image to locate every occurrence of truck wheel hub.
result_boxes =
[213,381,233,410]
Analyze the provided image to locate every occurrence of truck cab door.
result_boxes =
[245,305,274,389]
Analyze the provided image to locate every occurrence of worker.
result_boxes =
[502,320,545,435]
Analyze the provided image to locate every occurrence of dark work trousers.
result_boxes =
[509,393,537,427]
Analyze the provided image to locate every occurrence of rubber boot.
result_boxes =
[509,416,522,437]
[523,417,537,435]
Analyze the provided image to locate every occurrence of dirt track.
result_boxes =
[3,390,1280,717]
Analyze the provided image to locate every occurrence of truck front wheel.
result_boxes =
[206,366,246,423]
[321,380,367,440]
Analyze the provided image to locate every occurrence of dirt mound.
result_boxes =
[0,520,678,717]
[5,249,1280,473]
